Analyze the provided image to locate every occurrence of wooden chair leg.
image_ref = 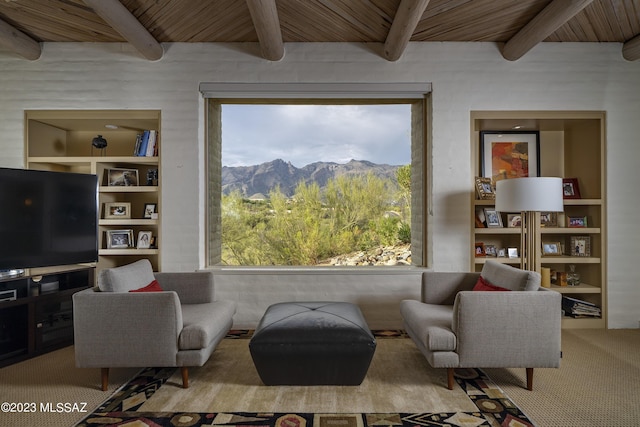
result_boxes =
[526,368,534,391]
[181,367,189,388]
[101,368,109,391]
[447,368,455,390]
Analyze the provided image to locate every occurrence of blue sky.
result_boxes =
[221,104,411,168]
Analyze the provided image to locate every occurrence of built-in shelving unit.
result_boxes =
[25,110,161,272]
[471,111,606,329]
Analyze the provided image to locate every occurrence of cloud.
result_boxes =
[222,103,411,167]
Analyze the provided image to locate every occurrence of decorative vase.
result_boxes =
[91,135,108,156]
[567,264,581,286]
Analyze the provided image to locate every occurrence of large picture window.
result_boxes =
[204,86,429,268]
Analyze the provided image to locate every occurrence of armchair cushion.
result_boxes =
[481,260,540,291]
[98,259,156,293]
[179,301,237,350]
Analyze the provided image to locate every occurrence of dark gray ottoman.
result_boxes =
[249,301,376,385]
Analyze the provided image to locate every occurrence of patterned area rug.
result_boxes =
[75,331,536,427]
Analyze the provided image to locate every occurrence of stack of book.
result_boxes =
[133,130,158,157]
[562,296,601,318]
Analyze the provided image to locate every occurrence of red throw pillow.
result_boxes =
[473,276,511,292]
[129,279,163,292]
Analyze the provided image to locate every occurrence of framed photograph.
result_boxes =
[540,212,558,228]
[483,208,503,228]
[542,242,562,256]
[107,168,139,186]
[143,203,158,219]
[507,213,522,228]
[474,176,495,200]
[571,236,591,256]
[562,178,581,199]
[497,248,507,258]
[480,131,540,181]
[568,216,588,228]
[508,247,519,258]
[104,202,131,219]
[484,244,497,257]
[137,231,153,249]
[106,229,134,249]
[475,242,486,257]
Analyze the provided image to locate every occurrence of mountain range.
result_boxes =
[222,159,401,198]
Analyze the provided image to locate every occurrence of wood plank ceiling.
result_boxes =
[0,0,639,62]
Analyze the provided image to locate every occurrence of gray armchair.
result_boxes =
[400,260,561,390]
[73,260,236,390]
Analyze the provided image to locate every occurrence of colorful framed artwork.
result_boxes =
[480,131,540,181]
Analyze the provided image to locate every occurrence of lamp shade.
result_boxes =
[495,177,564,212]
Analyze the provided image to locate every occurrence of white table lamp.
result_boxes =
[495,177,564,271]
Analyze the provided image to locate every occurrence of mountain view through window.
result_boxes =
[221,103,411,266]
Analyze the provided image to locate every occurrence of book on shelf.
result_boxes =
[133,130,158,157]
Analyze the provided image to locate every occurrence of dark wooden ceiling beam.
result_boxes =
[0,18,41,60]
[622,34,640,61]
[246,0,284,61]
[502,0,594,61]
[384,0,431,61]
[83,0,163,61]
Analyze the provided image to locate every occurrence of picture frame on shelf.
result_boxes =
[137,231,153,249]
[475,176,495,200]
[106,229,134,249]
[107,168,139,186]
[143,203,158,219]
[497,248,507,258]
[485,244,497,257]
[540,212,558,228]
[507,213,522,228]
[571,236,591,256]
[475,242,486,257]
[568,216,588,228]
[562,178,581,199]
[542,242,562,256]
[480,131,540,181]
[507,247,519,258]
[104,202,131,219]
[483,208,503,228]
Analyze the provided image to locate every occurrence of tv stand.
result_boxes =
[0,265,94,367]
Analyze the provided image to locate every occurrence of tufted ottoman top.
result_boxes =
[250,301,375,345]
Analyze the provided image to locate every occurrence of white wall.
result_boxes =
[0,41,638,328]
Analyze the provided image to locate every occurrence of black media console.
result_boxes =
[0,266,94,367]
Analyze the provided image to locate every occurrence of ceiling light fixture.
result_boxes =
[105,124,119,129]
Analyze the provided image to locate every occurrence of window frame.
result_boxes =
[202,85,431,268]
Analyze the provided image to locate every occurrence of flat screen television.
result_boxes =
[0,168,98,271]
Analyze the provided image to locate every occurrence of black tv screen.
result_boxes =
[0,168,98,270]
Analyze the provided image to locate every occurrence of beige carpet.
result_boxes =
[137,338,477,413]
[0,346,138,427]
[487,329,640,427]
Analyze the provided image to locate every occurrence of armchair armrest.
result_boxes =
[73,288,183,367]
[452,290,561,368]
[422,272,480,305]
[154,271,215,304]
